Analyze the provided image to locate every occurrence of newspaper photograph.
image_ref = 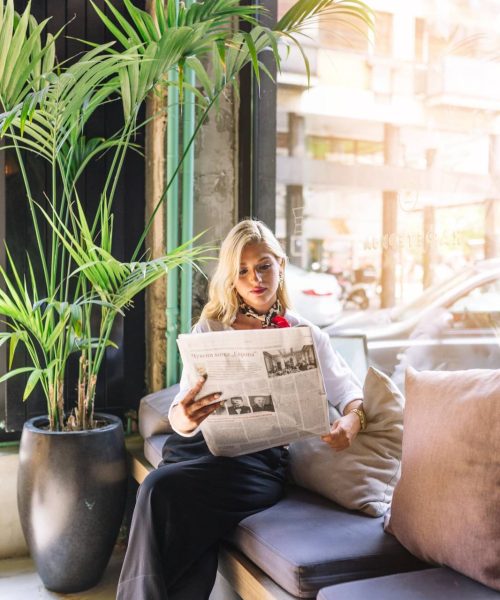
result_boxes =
[177,326,330,456]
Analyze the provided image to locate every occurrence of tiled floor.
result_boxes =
[0,548,125,600]
[0,549,239,600]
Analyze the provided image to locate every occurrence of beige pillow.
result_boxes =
[385,367,500,591]
[288,367,404,517]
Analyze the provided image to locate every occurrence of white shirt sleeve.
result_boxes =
[168,321,207,437]
[312,326,364,417]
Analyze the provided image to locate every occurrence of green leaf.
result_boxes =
[8,332,19,368]
[91,2,130,50]
[185,56,214,96]
[46,318,70,352]
[167,0,177,28]
[0,0,14,84]
[41,32,55,75]
[243,32,260,86]
[0,366,34,385]
[281,31,311,84]
[70,303,83,337]
[155,0,167,34]
[123,0,155,42]
[23,368,43,400]
[100,0,143,48]
[2,1,31,96]
[119,62,132,120]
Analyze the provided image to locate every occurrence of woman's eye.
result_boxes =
[239,269,247,276]
[259,264,271,271]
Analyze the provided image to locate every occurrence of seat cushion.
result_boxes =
[317,568,500,599]
[138,385,180,439]
[228,487,427,598]
[144,434,169,468]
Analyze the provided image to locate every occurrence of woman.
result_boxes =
[117,219,365,600]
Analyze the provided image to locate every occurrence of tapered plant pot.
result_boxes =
[17,413,127,593]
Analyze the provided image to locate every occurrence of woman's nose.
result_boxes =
[251,269,262,283]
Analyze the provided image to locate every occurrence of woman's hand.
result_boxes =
[169,377,223,435]
[321,412,361,452]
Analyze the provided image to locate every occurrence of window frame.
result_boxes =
[238,0,277,229]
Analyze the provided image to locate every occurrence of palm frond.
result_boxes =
[0,0,62,113]
[98,0,262,50]
[276,0,374,34]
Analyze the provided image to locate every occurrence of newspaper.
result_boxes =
[177,326,330,456]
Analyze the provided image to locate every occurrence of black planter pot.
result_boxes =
[17,413,127,593]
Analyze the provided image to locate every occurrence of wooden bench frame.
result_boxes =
[126,436,295,600]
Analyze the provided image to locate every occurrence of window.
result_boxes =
[274,1,500,386]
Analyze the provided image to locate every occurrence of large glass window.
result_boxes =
[276,0,500,385]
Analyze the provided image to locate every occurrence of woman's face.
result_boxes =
[234,242,282,314]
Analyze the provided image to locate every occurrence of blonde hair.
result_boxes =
[200,219,291,325]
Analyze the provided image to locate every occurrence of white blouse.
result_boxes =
[168,310,363,437]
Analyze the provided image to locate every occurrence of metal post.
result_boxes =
[485,135,500,259]
[381,124,400,308]
[423,205,436,287]
[485,200,500,259]
[166,64,180,387]
[238,0,277,228]
[180,0,196,336]
[286,113,305,266]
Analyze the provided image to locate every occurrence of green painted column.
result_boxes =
[180,28,196,336]
[166,63,180,387]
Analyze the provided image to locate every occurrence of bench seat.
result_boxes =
[317,568,500,599]
[133,386,500,600]
[139,433,426,598]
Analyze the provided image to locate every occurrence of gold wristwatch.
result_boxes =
[350,406,367,431]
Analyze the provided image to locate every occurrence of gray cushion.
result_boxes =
[144,434,170,468]
[228,487,426,598]
[138,385,180,439]
[317,568,500,599]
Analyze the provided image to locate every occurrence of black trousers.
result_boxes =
[116,432,288,600]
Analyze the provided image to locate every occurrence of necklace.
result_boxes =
[238,298,289,328]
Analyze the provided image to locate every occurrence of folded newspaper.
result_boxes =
[177,326,330,456]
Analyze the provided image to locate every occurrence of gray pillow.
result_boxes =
[288,367,404,517]
[138,384,180,439]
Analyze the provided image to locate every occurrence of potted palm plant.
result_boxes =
[0,0,373,592]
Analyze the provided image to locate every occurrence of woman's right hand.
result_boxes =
[169,377,223,435]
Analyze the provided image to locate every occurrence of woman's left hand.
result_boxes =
[321,412,361,452]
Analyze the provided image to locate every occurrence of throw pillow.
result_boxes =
[385,367,500,591]
[288,367,404,517]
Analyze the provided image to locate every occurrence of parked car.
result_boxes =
[286,264,343,327]
[326,259,500,388]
